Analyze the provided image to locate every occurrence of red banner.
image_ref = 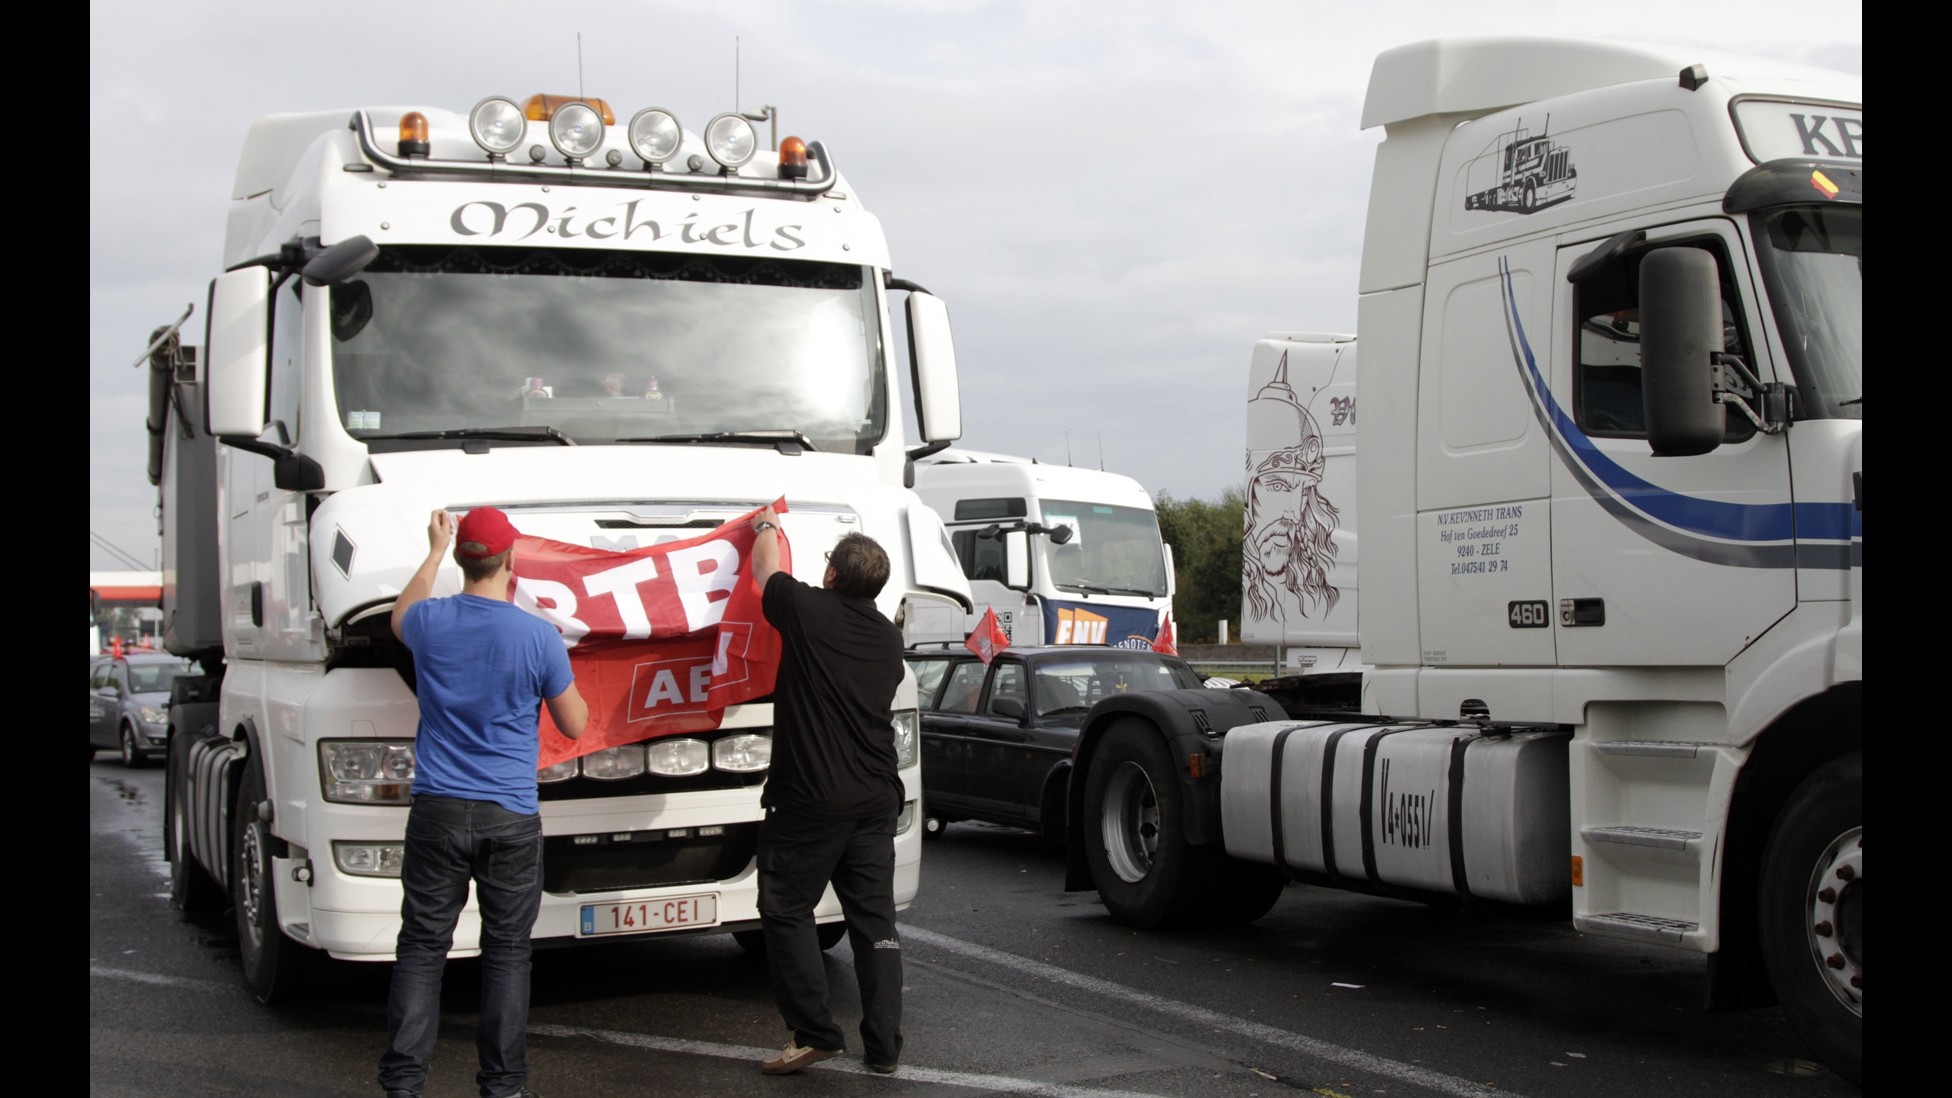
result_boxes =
[510,500,790,768]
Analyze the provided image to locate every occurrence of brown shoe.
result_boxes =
[761,1040,838,1075]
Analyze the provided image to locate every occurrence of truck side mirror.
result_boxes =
[905,292,963,444]
[301,234,379,287]
[204,268,271,439]
[1638,247,1727,457]
[1004,529,1030,589]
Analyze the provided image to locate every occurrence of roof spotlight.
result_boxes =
[704,113,757,170]
[549,101,605,163]
[469,97,527,159]
[628,108,684,165]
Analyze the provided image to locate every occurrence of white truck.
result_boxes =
[904,449,1175,648]
[144,91,972,1003]
[1062,38,1862,1083]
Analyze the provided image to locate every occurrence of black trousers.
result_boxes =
[756,805,903,1065]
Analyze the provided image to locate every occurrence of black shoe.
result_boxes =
[866,1060,898,1075]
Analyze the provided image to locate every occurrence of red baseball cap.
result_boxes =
[455,506,519,559]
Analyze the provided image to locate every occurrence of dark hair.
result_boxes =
[456,547,511,583]
[826,533,890,599]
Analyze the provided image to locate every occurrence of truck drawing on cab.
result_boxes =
[1463,119,1577,214]
[144,92,972,1004]
[1061,38,1862,1085]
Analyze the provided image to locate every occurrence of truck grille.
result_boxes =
[543,823,759,893]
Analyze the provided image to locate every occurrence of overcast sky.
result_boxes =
[89,0,1860,572]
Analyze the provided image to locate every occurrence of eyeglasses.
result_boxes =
[823,551,833,562]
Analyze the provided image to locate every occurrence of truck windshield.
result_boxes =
[1750,204,1861,419]
[328,246,886,453]
[1041,499,1169,597]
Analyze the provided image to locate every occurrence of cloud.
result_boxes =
[89,0,1861,569]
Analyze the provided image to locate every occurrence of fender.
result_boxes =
[1064,686,1283,890]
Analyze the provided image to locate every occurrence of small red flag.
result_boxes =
[965,606,1009,664]
[1153,616,1178,656]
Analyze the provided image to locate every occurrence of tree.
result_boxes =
[1154,486,1244,644]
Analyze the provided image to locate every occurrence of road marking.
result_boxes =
[89,964,233,993]
[529,1023,1171,1096]
[902,925,1522,1098]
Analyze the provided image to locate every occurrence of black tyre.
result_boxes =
[1759,752,1861,1085]
[1521,181,1538,212]
[733,921,848,959]
[120,723,146,768]
[1212,863,1289,926]
[233,755,317,1003]
[1081,719,1218,929]
[165,736,224,912]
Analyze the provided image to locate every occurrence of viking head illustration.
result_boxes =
[1243,350,1340,623]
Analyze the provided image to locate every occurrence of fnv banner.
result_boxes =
[511,499,791,768]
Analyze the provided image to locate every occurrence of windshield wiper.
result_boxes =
[1068,583,1158,597]
[616,430,818,453]
[364,426,576,446]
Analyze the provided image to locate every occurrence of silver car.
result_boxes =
[87,651,193,767]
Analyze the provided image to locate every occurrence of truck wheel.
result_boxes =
[1083,719,1216,929]
[733,921,848,959]
[166,736,224,913]
[1521,181,1537,212]
[1212,863,1289,926]
[233,756,317,1003]
[120,723,147,768]
[1758,752,1861,1085]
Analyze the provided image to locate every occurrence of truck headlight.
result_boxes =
[713,733,772,773]
[334,841,406,878]
[319,740,416,804]
[582,744,647,780]
[892,708,918,769]
[628,108,683,164]
[704,113,756,169]
[647,737,710,777]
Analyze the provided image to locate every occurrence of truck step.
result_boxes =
[1581,825,1701,851]
[1592,741,1712,758]
[1580,911,1698,944]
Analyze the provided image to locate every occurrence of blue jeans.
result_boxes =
[378,795,544,1098]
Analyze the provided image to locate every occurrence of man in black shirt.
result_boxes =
[748,505,906,1076]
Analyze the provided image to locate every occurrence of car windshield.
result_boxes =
[127,661,188,694]
[330,246,887,453]
[1033,655,1202,720]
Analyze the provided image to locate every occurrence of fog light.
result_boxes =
[469,96,527,158]
[713,733,772,773]
[896,800,916,835]
[628,108,683,165]
[704,113,756,169]
[583,745,647,780]
[549,101,605,162]
[647,738,710,776]
[334,841,406,878]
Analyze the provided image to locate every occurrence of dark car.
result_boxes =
[906,644,1210,843]
[88,650,194,767]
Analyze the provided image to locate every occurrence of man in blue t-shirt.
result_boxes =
[377,507,587,1098]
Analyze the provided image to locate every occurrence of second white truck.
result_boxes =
[1064,37,1862,1084]
[904,449,1175,649]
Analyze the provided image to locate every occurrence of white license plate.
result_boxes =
[578,893,719,937]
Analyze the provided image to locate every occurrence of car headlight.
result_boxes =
[713,733,772,773]
[319,740,416,804]
[892,708,918,769]
[139,705,169,725]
